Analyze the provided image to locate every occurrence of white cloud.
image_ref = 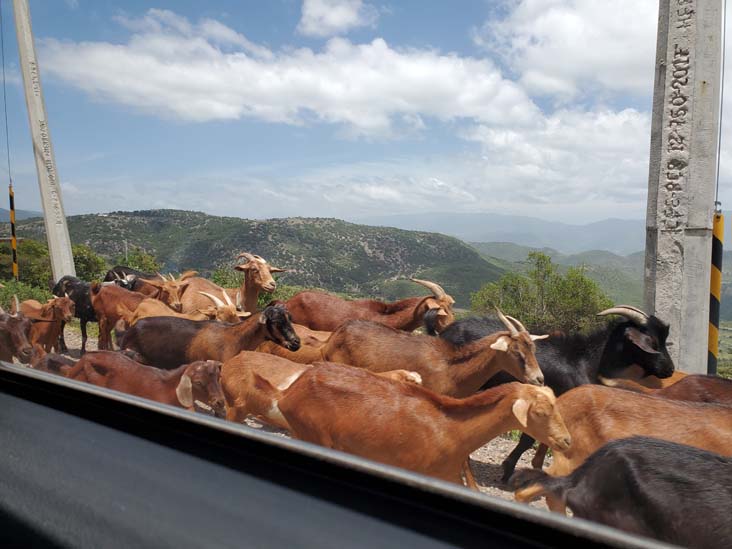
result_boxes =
[38,9,538,137]
[297,0,379,37]
[474,0,657,101]
[65,0,79,10]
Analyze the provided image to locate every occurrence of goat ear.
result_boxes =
[258,314,267,325]
[625,327,660,355]
[512,399,530,428]
[424,298,440,310]
[490,335,510,352]
[530,334,549,341]
[176,375,194,408]
[436,308,449,317]
[237,311,252,318]
[234,263,253,272]
[268,267,287,273]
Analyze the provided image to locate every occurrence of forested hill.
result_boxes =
[4,209,505,307]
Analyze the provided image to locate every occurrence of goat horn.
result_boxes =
[237,252,255,262]
[12,295,20,317]
[597,305,649,327]
[495,307,519,336]
[198,291,226,308]
[222,290,234,307]
[505,314,528,333]
[410,278,447,299]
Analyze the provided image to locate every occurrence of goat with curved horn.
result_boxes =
[199,292,226,309]
[410,278,447,300]
[597,305,649,327]
[495,307,519,337]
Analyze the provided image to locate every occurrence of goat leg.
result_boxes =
[58,320,68,353]
[501,433,537,483]
[80,320,88,355]
[531,444,549,469]
[461,459,479,490]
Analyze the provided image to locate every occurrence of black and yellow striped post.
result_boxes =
[8,183,18,281]
[709,210,724,374]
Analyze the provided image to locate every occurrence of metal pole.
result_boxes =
[12,0,75,280]
[8,182,17,280]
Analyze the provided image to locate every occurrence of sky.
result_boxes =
[0,0,729,224]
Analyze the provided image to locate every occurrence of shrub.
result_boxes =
[471,252,613,333]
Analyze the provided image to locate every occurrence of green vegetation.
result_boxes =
[0,279,52,310]
[0,239,108,287]
[471,242,643,307]
[471,252,613,333]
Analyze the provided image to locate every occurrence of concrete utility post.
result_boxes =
[645,0,723,373]
[12,0,75,280]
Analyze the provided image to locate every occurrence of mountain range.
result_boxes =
[0,208,42,223]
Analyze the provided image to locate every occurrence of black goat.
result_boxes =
[104,265,162,291]
[51,276,97,354]
[118,303,301,369]
[510,436,732,548]
[433,305,674,481]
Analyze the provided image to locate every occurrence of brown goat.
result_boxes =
[20,297,75,352]
[611,364,688,388]
[29,344,76,376]
[138,271,197,312]
[304,310,545,397]
[0,296,32,363]
[221,351,421,428]
[600,374,732,405]
[181,253,285,314]
[284,278,455,332]
[530,384,732,512]
[91,283,149,350]
[66,351,226,417]
[116,290,249,327]
[267,362,569,487]
[118,303,301,369]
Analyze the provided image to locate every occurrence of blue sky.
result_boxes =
[0,1,729,223]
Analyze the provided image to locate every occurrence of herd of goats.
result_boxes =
[1,251,731,547]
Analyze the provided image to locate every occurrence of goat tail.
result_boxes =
[598,375,654,394]
[509,468,568,505]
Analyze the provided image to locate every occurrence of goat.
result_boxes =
[266,362,570,487]
[181,253,285,314]
[510,436,732,548]
[51,276,96,354]
[104,265,161,284]
[535,384,732,512]
[611,363,687,388]
[118,303,301,369]
[65,351,226,417]
[434,305,674,481]
[284,278,455,332]
[90,283,149,350]
[221,351,421,428]
[295,309,545,397]
[29,344,76,376]
[600,374,732,405]
[0,296,32,363]
[116,290,249,327]
[20,297,75,352]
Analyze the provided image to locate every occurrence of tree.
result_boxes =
[471,252,613,333]
[0,239,52,289]
[73,244,107,282]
